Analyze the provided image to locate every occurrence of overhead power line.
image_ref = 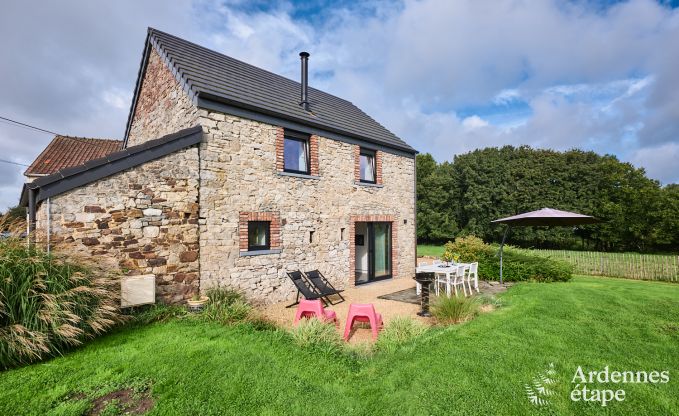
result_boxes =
[0,158,29,167]
[0,115,120,150]
[0,115,59,135]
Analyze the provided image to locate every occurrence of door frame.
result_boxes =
[350,215,398,286]
[365,222,392,283]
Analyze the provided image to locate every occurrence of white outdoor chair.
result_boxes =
[451,265,468,297]
[467,262,479,293]
[437,265,467,297]
[434,271,448,296]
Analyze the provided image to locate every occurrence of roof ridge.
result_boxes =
[55,136,122,142]
[148,28,357,107]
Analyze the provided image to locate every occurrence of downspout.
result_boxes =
[413,155,417,273]
[46,197,51,254]
[27,188,36,248]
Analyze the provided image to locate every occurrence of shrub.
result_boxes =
[442,235,572,282]
[375,316,426,353]
[0,240,120,369]
[290,318,343,355]
[431,294,479,325]
[479,246,573,282]
[443,236,493,263]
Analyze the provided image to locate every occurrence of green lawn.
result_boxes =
[1,276,678,415]
[417,244,445,258]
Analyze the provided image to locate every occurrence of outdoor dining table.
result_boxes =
[415,263,470,295]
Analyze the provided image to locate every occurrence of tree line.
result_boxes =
[417,146,679,253]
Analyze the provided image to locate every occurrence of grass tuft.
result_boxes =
[431,293,479,325]
[375,316,427,353]
[290,318,343,355]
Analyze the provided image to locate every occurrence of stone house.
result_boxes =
[21,28,417,304]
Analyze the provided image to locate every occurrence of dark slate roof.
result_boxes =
[21,126,202,206]
[125,28,415,153]
[25,136,123,176]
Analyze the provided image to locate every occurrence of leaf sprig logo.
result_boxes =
[525,363,557,407]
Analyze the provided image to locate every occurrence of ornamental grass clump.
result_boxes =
[290,318,343,355]
[375,316,427,353]
[431,294,479,325]
[201,287,252,325]
[0,239,120,369]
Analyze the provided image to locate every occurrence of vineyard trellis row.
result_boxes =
[526,249,679,282]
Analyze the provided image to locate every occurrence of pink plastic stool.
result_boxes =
[293,299,338,326]
[343,303,383,341]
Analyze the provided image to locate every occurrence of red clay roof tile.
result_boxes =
[25,136,123,176]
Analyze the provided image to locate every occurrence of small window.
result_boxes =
[284,131,310,174]
[359,149,376,183]
[248,221,270,251]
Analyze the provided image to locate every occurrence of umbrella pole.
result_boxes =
[499,225,510,284]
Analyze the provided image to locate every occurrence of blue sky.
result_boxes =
[1,0,678,211]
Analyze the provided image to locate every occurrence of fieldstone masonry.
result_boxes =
[198,110,415,304]
[126,48,199,147]
[36,149,201,303]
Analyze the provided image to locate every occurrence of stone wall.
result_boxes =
[197,109,416,304]
[35,148,201,303]
[126,47,199,147]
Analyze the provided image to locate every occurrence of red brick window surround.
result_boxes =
[354,146,383,185]
[239,212,281,252]
[348,214,398,286]
[275,127,319,176]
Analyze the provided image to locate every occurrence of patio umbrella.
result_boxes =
[491,208,601,283]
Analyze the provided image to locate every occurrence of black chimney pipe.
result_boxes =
[299,52,310,111]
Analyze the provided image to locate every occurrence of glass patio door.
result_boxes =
[354,221,392,285]
[370,222,391,280]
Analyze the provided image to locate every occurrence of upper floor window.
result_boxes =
[359,149,376,183]
[284,131,310,174]
[248,221,271,251]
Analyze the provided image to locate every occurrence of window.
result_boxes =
[283,131,310,174]
[359,149,376,183]
[248,221,270,251]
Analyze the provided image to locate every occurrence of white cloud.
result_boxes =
[493,89,521,105]
[1,0,678,211]
[631,142,679,184]
[462,115,489,131]
[102,88,132,110]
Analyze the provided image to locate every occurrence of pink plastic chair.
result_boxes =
[293,299,338,326]
[343,303,383,341]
